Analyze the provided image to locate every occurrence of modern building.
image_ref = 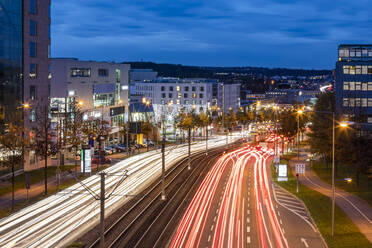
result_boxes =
[132,77,240,126]
[265,89,320,104]
[0,0,51,170]
[335,44,372,131]
[50,58,130,141]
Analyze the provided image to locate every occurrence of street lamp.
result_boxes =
[297,109,303,160]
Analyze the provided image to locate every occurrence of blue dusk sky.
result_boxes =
[51,0,372,69]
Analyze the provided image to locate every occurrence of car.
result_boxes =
[112,144,126,153]
[92,155,111,165]
[104,147,114,155]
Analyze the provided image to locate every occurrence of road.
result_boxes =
[169,145,325,248]
[290,151,372,243]
[0,135,239,248]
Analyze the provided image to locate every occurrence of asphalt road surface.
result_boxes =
[169,145,325,248]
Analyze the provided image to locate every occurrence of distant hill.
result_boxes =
[126,61,332,78]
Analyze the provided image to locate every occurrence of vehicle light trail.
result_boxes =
[170,144,288,248]
[0,136,237,248]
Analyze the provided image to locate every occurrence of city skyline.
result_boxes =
[52,0,372,69]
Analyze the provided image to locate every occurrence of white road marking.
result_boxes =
[247,226,250,233]
[278,211,280,216]
[280,219,283,225]
[211,225,214,231]
[301,238,309,248]
[247,210,250,214]
[213,216,216,222]
[247,237,251,244]
[208,235,211,242]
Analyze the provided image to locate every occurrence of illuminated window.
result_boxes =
[362,66,368,74]
[71,68,91,77]
[349,82,355,90]
[355,98,361,107]
[362,82,368,91]
[176,99,180,105]
[193,93,197,98]
[355,82,361,91]
[30,64,37,79]
[343,98,349,107]
[368,98,372,107]
[176,86,180,91]
[178,93,181,98]
[339,49,349,57]
[362,98,367,107]
[368,82,372,91]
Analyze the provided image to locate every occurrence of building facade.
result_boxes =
[50,58,130,139]
[335,45,372,130]
[132,78,240,124]
[0,0,51,170]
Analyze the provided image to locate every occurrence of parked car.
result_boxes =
[112,144,125,153]
[104,147,114,155]
[92,155,111,165]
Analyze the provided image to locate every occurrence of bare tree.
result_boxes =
[33,105,55,195]
[0,114,27,210]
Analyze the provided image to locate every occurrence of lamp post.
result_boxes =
[297,109,303,160]
[297,109,348,237]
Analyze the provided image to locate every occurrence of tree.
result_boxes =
[0,116,27,210]
[33,105,55,195]
[141,121,152,151]
[65,107,84,174]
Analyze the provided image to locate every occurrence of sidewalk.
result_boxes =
[289,151,372,243]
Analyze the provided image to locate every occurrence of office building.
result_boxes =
[335,45,372,131]
[50,58,130,141]
[0,0,51,170]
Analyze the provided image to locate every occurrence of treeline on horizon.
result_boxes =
[126,61,332,78]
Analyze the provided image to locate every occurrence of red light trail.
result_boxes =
[170,144,288,248]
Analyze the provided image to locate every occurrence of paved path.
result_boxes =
[289,151,372,243]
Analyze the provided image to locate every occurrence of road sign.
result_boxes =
[278,164,288,181]
[296,164,306,174]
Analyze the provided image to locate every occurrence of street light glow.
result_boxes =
[339,122,348,128]
[297,109,303,115]
[23,103,30,109]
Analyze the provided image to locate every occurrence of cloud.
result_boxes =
[51,0,372,68]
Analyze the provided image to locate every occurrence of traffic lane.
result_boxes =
[268,161,325,248]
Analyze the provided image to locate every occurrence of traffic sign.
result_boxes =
[296,164,306,174]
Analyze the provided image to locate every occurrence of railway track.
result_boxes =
[87,143,241,248]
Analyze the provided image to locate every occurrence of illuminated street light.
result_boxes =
[78,101,84,106]
[23,103,30,109]
[339,122,348,128]
[297,109,303,115]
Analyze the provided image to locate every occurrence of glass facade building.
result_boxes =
[336,45,372,130]
[0,0,23,129]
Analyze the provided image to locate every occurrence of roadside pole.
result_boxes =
[161,134,166,200]
[100,172,105,248]
[188,126,191,170]
[205,125,208,156]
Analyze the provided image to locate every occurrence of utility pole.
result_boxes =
[205,124,208,156]
[127,103,130,157]
[188,126,191,170]
[161,128,166,200]
[100,172,105,248]
[331,113,335,237]
[297,113,300,161]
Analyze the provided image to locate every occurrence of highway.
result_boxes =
[0,135,238,248]
[169,144,325,248]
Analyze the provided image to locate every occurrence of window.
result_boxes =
[368,66,372,74]
[368,117,372,123]
[169,93,173,98]
[200,100,203,104]
[369,50,372,57]
[368,82,372,91]
[169,86,173,91]
[30,64,37,79]
[343,66,350,74]
[161,93,166,98]
[368,98,372,107]
[349,98,355,107]
[343,98,349,107]
[98,69,108,77]
[30,0,37,14]
[349,66,356,74]
[30,85,36,100]
[356,50,362,57]
[193,93,197,98]
[349,82,355,90]
[30,109,36,122]
[362,98,367,107]
[362,66,368,74]
[161,86,165,91]
[184,93,188,98]
[200,86,204,92]
[29,42,36,57]
[192,86,196,92]
[343,82,349,90]
[199,93,203,98]
[356,66,362,74]
[355,98,361,107]
[184,100,189,104]
[176,99,180,105]
[339,49,349,57]
[70,68,91,77]
[362,82,368,91]
[30,20,37,36]
[192,100,196,104]
[184,86,189,91]
[176,86,180,91]
[116,69,121,82]
[178,93,181,98]
[161,100,165,105]
[355,82,361,91]
[350,50,356,57]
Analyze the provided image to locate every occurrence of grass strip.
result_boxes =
[271,156,371,248]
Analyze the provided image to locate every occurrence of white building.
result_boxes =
[50,58,130,134]
[132,77,240,124]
